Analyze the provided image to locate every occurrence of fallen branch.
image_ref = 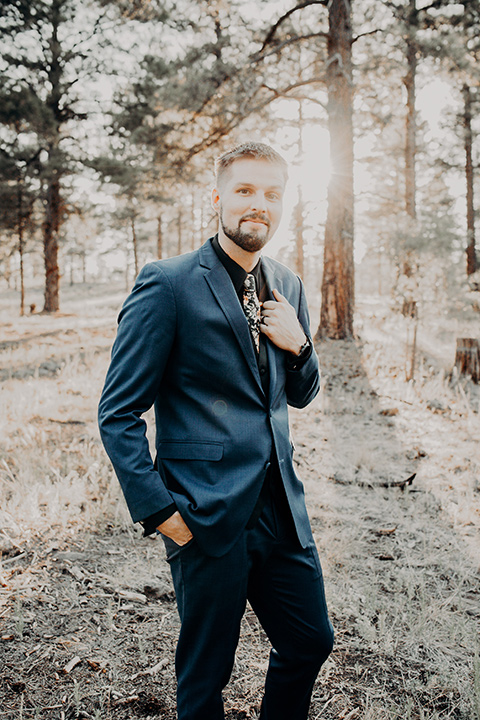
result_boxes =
[331,473,416,490]
[63,656,81,674]
[130,657,169,680]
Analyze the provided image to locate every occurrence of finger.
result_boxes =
[260,322,273,335]
[262,300,279,310]
[272,288,288,303]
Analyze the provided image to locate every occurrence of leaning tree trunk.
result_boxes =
[316,0,354,340]
[464,84,477,277]
[43,177,61,313]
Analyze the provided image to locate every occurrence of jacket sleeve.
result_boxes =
[98,263,176,523]
[285,276,320,409]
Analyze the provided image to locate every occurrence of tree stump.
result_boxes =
[454,338,480,382]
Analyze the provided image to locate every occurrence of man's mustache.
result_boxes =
[240,213,270,228]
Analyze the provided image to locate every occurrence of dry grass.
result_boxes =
[0,285,479,719]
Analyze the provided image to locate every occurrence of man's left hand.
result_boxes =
[260,289,307,355]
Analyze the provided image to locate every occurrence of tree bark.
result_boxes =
[17,184,25,316]
[454,338,480,383]
[316,0,354,340]
[157,215,163,258]
[464,84,477,277]
[295,187,305,279]
[191,192,196,251]
[177,208,182,255]
[295,101,305,279]
[404,0,417,221]
[42,3,63,313]
[43,178,61,313]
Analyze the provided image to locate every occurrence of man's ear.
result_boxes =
[211,187,220,214]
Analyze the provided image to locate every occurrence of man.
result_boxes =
[98,141,334,720]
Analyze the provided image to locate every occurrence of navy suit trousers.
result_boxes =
[163,490,334,720]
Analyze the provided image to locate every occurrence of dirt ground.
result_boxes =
[0,284,479,719]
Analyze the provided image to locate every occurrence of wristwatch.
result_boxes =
[295,336,311,360]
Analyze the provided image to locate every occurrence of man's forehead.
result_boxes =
[223,158,286,188]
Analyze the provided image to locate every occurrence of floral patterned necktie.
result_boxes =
[243,273,261,353]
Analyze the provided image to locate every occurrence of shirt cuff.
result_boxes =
[140,503,177,537]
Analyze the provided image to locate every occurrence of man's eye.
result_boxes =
[238,188,251,194]
[267,193,280,201]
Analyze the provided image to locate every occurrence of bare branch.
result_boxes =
[352,28,384,44]
[260,75,326,100]
[258,0,328,54]
[251,32,328,63]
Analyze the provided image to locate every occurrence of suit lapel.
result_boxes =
[200,241,264,393]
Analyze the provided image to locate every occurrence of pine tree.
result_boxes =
[0,88,42,314]
[0,0,122,311]
[316,0,354,339]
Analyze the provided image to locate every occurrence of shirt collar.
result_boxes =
[212,234,262,295]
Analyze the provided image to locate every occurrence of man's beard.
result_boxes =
[220,211,271,253]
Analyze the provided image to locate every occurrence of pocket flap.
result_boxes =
[157,440,223,461]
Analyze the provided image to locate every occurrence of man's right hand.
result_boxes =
[157,511,193,546]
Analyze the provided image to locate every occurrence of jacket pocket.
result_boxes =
[156,440,223,461]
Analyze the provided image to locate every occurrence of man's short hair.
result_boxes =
[215,142,288,188]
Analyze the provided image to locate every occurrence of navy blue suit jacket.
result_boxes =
[98,238,320,557]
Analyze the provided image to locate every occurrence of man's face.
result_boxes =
[212,158,286,253]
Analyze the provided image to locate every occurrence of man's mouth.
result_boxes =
[241,216,269,228]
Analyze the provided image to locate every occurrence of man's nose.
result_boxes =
[250,191,267,213]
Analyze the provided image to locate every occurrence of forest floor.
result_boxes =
[0,282,479,720]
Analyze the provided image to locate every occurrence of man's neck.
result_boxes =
[217,231,262,273]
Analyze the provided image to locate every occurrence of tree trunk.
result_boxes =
[157,215,163,259]
[316,0,354,340]
[191,192,196,251]
[17,184,25,317]
[295,101,305,279]
[404,0,417,221]
[464,84,477,277]
[43,178,61,313]
[454,338,480,383]
[177,208,182,255]
[131,216,139,277]
[295,187,305,279]
[42,7,63,314]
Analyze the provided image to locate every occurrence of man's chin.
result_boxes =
[223,225,270,253]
